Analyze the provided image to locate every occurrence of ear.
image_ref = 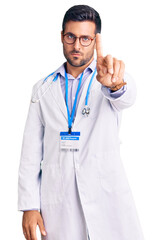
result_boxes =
[94,38,96,50]
[94,34,96,49]
[94,41,96,50]
[61,31,63,43]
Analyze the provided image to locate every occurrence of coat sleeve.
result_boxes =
[101,72,137,111]
[18,84,44,211]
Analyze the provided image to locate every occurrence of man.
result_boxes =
[18,5,144,240]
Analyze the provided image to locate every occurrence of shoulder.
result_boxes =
[31,71,56,94]
[32,78,44,93]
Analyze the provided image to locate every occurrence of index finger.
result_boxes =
[96,33,103,58]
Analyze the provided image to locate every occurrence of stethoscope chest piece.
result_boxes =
[82,106,90,117]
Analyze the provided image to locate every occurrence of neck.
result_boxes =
[66,57,94,78]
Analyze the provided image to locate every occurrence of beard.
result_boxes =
[63,45,94,67]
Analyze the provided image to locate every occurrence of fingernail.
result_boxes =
[112,77,116,83]
[109,69,113,74]
[103,68,107,74]
[42,230,46,235]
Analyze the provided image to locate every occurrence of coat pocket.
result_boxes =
[40,164,64,205]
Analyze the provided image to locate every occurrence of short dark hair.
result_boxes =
[62,5,101,34]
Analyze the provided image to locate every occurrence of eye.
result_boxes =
[82,36,90,41]
[67,34,74,39]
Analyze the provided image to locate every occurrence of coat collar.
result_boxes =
[54,59,97,80]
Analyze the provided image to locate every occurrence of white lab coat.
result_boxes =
[18,70,145,240]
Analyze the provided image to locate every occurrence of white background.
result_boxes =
[0,0,162,239]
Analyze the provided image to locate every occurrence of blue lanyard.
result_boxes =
[65,70,84,134]
[65,67,97,134]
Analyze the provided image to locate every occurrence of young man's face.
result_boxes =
[61,21,96,67]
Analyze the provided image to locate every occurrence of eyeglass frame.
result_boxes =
[62,32,96,47]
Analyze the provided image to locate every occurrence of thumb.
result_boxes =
[38,218,46,236]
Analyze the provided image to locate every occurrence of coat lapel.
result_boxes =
[49,75,68,121]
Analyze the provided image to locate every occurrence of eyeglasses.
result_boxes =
[63,32,96,47]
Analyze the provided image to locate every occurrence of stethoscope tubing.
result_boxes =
[31,72,58,103]
[31,68,97,114]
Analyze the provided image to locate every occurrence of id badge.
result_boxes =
[60,132,80,152]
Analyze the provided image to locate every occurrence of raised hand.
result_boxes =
[96,33,126,91]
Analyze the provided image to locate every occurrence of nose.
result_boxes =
[73,37,81,50]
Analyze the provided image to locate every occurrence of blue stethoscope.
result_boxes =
[31,67,97,133]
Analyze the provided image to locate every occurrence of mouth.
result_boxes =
[71,51,82,57]
[71,53,81,57]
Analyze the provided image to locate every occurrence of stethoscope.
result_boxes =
[31,71,58,103]
[31,67,97,132]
